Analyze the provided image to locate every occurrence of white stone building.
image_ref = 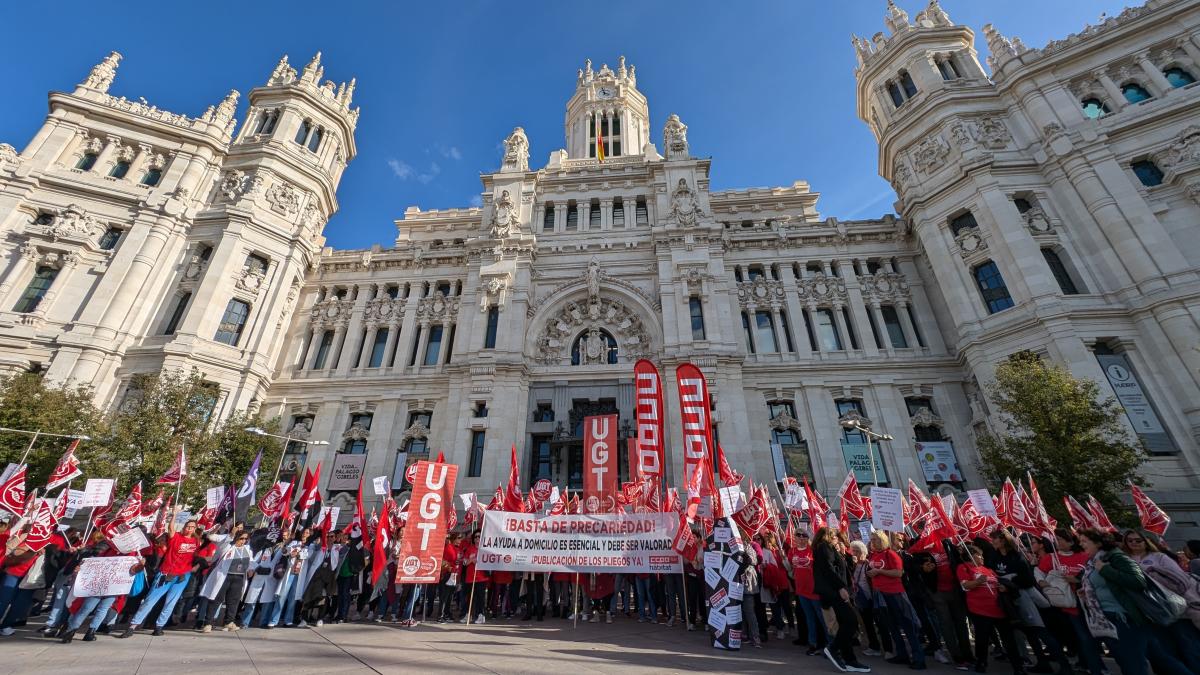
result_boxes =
[1,1,1198,530]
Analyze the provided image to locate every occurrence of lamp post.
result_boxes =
[0,427,92,465]
[837,416,893,488]
[244,426,330,488]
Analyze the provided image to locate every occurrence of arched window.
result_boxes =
[255,110,278,134]
[886,82,904,108]
[1131,160,1164,187]
[109,161,130,179]
[1163,67,1196,88]
[294,120,311,145]
[307,126,323,152]
[1121,82,1152,104]
[570,328,618,365]
[76,153,98,171]
[140,168,162,186]
[1080,98,1110,119]
[972,260,1014,314]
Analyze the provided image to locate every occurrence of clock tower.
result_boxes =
[564,56,650,160]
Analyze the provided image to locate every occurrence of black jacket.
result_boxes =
[813,541,849,605]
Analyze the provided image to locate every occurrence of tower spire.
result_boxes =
[79,51,122,93]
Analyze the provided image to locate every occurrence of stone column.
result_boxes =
[896,258,946,353]
[1094,70,1127,111]
[806,302,821,353]
[413,321,430,371]
[831,302,851,351]
[94,135,121,173]
[1135,52,1172,96]
[128,144,152,182]
[578,202,591,232]
[357,324,378,368]
[870,302,893,354]
[840,260,879,356]
[554,204,567,233]
[437,321,451,365]
[336,285,370,376]
[895,300,920,349]
[381,316,401,370]
[326,325,348,370]
[778,264,812,358]
[1177,37,1200,69]
[302,326,322,370]
[622,199,635,229]
[180,234,244,339]
[770,308,786,353]
[600,199,613,231]
[0,244,38,301]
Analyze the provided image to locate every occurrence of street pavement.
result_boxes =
[0,618,961,674]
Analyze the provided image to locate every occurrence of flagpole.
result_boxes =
[172,441,185,508]
[17,431,39,465]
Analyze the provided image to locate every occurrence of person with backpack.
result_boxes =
[1121,529,1200,672]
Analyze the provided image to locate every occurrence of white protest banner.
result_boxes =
[870,486,905,533]
[66,489,86,519]
[967,489,999,519]
[71,556,138,598]
[81,479,115,508]
[111,527,151,553]
[318,506,341,529]
[858,521,874,543]
[718,486,745,516]
[372,476,388,496]
[477,511,682,574]
[206,486,225,510]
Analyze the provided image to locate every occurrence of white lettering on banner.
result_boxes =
[588,417,612,492]
[72,556,138,598]
[635,372,661,476]
[476,511,682,574]
[679,378,709,465]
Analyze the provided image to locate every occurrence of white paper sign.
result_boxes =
[318,506,340,528]
[713,527,732,544]
[707,607,727,633]
[66,489,86,518]
[718,486,745,515]
[704,567,721,589]
[72,556,138,598]
[720,558,740,583]
[967,489,999,518]
[728,580,744,600]
[174,510,193,526]
[870,487,905,533]
[372,476,389,496]
[81,479,115,508]
[726,605,742,625]
[206,486,225,510]
[704,551,723,569]
[111,527,151,553]
[858,521,874,542]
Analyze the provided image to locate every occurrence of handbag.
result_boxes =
[1145,565,1200,630]
[1036,568,1076,609]
[17,553,47,590]
[761,562,789,594]
[1131,575,1187,626]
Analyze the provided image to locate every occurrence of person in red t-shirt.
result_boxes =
[436,533,461,622]
[958,544,1023,675]
[0,524,39,635]
[460,532,489,624]
[787,531,828,653]
[1037,530,1103,675]
[867,530,926,669]
[927,542,973,667]
[120,508,199,637]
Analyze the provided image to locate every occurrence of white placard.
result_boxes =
[726,604,742,625]
[707,607,727,633]
[66,489,87,519]
[372,476,388,496]
[870,487,905,533]
[728,580,744,600]
[720,558,740,583]
[318,506,341,528]
[704,567,721,588]
[967,489,999,519]
[206,486,225,510]
[71,556,138,598]
[718,486,745,516]
[713,527,732,544]
[111,527,151,553]
[858,521,874,542]
[703,551,723,569]
[174,510,193,526]
[81,479,115,508]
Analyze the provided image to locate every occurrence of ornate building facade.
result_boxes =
[1,1,1198,527]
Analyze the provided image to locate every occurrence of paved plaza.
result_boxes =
[0,618,946,675]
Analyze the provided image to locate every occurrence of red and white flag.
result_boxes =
[803,476,826,530]
[1000,478,1040,535]
[1130,484,1169,535]
[837,471,867,520]
[371,501,393,586]
[503,446,525,512]
[684,455,705,522]
[150,496,173,537]
[676,363,720,517]
[732,485,771,537]
[156,445,188,485]
[486,485,504,511]
[1085,495,1117,533]
[0,464,27,515]
[344,479,366,539]
[100,482,143,536]
[907,479,932,526]
[583,414,618,514]
[397,460,458,584]
[1063,495,1099,531]
[258,481,289,519]
[633,359,666,483]
[716,444,744,487]
[46,440,83,490]
[140,488,165,516]
[1026,473,1057,535]
[25,491,68,553]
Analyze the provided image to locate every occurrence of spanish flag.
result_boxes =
[596,124,605,162]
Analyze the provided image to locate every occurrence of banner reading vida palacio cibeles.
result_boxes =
[476,510,682,574]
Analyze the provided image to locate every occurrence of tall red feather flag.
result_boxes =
[371,500,392,586]
[716,444,744,487]
[504,445,525,512]
[675,363,720,517]
[684,459,704,523]
[802,476,826,531]
[155,445,188,485]
[911,493,958,552]
[1026,473,1057,535]
[1129,483,1170,536]
[1085,495,1117,533]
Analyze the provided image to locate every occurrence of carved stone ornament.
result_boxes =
[39,204,103,242]
[768,409,803,433]
[416,292,460,323]
[236,268,265,294]
[401,421,430,442]
[501,127,529,172]
[837,408,874,430]
[0,143,18,167]
[663,113,689,160]
[220,170,246,201]
[343,422,371,442]
[737,277,786,310]
[1155,125,1200,171]
[364,296,401,324]
[491,190,519,238]
[310,298,351,328]
[1023,206,1053,234]
[795,272,847,304]
[909,406,944,429]
[533,296,652,365]
[1186,179,1200,207]
[955,227,987,258]
[586,257,602,303]
[912,134,950,174]
[80,52,121,92]
[859,271,911,303]
[892,161,913,193]
[479,274,510,312]
[266,180,301,215]
[287,417,312,439]
[668,178,702,227]
[975,117,1012,150]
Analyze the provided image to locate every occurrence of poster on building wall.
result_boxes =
[840,442,889,485]
[328,454,367,491]
[1095,353,1173,453]
[914,441,963,483]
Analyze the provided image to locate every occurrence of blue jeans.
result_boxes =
[240,600,273,627]
[131,573,191,628]
[0,572,33,628]
[635,577,657,620]
[400,585,421,621]
[43,577,72,628]
[609,574,625,613]
[797,595,828,647]
[67,596,117,632]
[880,591,926,667]
[269,574,300,626]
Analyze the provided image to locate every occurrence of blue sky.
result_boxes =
[1,1,1134,250]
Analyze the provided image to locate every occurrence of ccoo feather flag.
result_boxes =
[156,445,188,485]
[0,464,27,515]
[1129,483,1169,535]
[46,440,83,490]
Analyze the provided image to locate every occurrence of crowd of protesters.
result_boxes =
[3,504,1200,675]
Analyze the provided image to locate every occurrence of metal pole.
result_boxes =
[17,431,40,465]
[866,431,880,488]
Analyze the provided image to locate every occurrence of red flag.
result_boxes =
[25,492,68,553]
[100,483,143,536]
[665,487,681,515]
[344,479,366,539]
[196,505,217,530]
[397,460,458,584]
[1130,484,1169,536]
[1027,473,1057,535]
[907,479,932,526]
[435,451,445,464]
[150,496,173,537]
[732,485,770,537]
[155,445,188,485]
[912,494,958,552]
[633,359,666,484]
[684,458,705,522]
[258,481,289,519]
[568,493,582,515]
[1085,495,1117,533]
[716,444,744,487]
[140,489,165,516]
[371,500,393,586]
[486,485,504,511]
[583,414,618,514]
[676,363,720,517]
[0,464,27,515]
[803,476,826,530]
[318,507,333,550]
[671,510,695,556]
[46,440,83,490]
[959,494,998,539]
[1000,479,1039,535]
[1063,495,1099,531]
[617,480,644,508]
[298,463,322,511]
[837,471,867,520]
[503,446,524,512]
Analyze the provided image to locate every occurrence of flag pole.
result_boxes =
[572,572,580,629]
[17,431,40,465]
[680,564,690,630]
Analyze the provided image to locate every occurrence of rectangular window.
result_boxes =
[388,326,402,367]
[98,227,123,251]
[881,305,908,348]
[974,261,1014,314]
[468,430,486,477]
[531,435,552,483]
[866,307,884,350]
[635,198,648,225]
[836,400,867,444]
[613,199,625,225]
[213,299,251,346]
[352,329,368,369]
[1042,249,1080,295]
[368,327,389,367]
[779,310,795,351]
[313,330,335,369]
[589,202,601,227]
[741,312,756,354]
[162,292,191,335]
[484,306,499,348]
[755,311,778,352]
[566,204,578,230]
[423,325,443,366]
[815,308,843,351]
[533,402,555,422]
[689,297,706,340]
[747,266,764,281]
[13,266,58,313]
[543,205,555,232]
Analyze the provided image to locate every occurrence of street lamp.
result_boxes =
[838,416,893,488]
[0,427,92,465]
[244,426,330,488]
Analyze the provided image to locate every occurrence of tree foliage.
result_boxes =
[976,351,1145,525]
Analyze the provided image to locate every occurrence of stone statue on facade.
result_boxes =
[669,178,701,227]
[491,190,519,238]
[586,257,602,302]
[663,114,689,160]
[81,52,122,93]
[212,90,240,126]
[583,326,610,364]
[501,127,529,172]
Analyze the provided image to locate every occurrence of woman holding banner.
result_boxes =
[119,510,199,638]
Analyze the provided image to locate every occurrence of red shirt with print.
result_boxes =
[461,542,488,583]
[868,549,906,594]
[958,563,1003,618]
[159,533,201,576]
[931,549,955,593]
[788,546,817,600]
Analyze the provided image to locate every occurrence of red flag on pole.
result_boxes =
[503,445,525,512]
[25,492,68,553]
[912,494,958,552]
[633,359,666,485]
[140,489,165,516]
[46,440,83,490]
[1063,495,1099,531]
[684,459,704,523]
[371,499,393,586]
[344,479,366,539]
[0,464,27,515]
[1026,473,1057,535]
[397,460,458,584]
[1085,495,1117,533]
[716,444,744,487]
[803,476,826,531]
[837,471,867,520]
[1130,484,1169,536]
[676,363,720,518]
[156,445,188,485]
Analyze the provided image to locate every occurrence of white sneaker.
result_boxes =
[666,618,675,628]
[459,616,469,624]
[296,620,308,628]
[476,614,486,624]
[315,619,323,627]
[0,627,15,636]
[606,613,613,624]
[567,613,577,621]
[687,623,695,631]
[935,649,951,665]
[588,614,598,623]
[366,611,376,621]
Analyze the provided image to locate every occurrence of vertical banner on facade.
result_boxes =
[397,460,458,583]
[584,414,618,514]
[1095,353,1173,453]
[676,363,720,516]
[634,359,666,484]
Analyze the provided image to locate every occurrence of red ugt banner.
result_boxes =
[397,460,458,584]
[584,414,618,514]
[676,363,720,516]
[634,359,665,482]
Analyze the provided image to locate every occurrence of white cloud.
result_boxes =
[388,157,441,184]
[387,158,414,180]
[437,145,462,161]
[417,162,441,185]
[468,195,483,208]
